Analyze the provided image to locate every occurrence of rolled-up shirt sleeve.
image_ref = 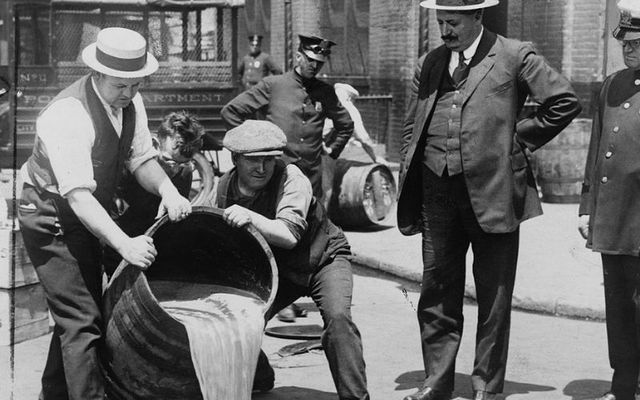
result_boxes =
[126,94,157,173]
[37,98,97,196]
[275,164,312,241]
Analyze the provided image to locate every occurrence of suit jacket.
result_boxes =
[397,30,582,235]
[579,69,640,256]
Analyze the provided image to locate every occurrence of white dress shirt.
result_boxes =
[21,77,157,197]
[448,27,483,77]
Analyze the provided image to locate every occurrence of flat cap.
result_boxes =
[223,120,287,156]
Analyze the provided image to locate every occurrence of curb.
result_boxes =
[351,252,606,322]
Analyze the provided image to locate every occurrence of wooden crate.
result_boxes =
[0,283,49,346]
[0,228,38,289]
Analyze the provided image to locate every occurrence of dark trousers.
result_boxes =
[418,166,519,394]
[263,256,369,400]
[19,185,104,400]
[602,254,640,400]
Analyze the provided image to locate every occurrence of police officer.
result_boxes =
[17,27,191,399]
[238,34,282,90]
[579,1,640,399]
[221,34,354,202]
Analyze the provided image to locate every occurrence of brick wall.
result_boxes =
[507,0,605,116]
[368,0,420,162]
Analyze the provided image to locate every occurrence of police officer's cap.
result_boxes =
[248,34,263,44]
[614,0,640,41]
[224,120,287,156]
[298,34,336,62]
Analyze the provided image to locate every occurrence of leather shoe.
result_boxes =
[402,386,451,400]
[473,390,497,400]
[595,393,616,400]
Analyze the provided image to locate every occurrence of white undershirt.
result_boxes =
[21,77,157,197]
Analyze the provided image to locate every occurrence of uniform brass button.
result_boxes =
[613,126,620,133]
[299,138,304,142]
[624,102,631,109]
[601,176,608,183]
[635,79,640,86]
[605,151,612,158]
[452,104,457,109]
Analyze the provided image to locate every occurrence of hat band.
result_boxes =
[620,17,640,30]
[436,0,485,6]
[96,47,147,72]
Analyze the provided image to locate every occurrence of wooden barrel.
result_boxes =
[328,159,397,229]
[100,206,278,400]
[534,118,592,203]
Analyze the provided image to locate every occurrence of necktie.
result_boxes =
[452,52,468,86]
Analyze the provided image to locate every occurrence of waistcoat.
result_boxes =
[216,160,347,285]
[25,75,136,224]
[423,71,466,176]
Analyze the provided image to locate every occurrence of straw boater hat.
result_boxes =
[613,0,640,41]
[223,120,287,157]
[81,27,158,78]
[420,0,499,10]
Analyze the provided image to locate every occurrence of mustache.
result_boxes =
[441,35,457,41]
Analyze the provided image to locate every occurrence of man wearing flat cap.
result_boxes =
[17,27,192,399]
[398,1,581,400]
[221,34,354,203]
[238,34,282,90]
[213,120,369,399]
[578,1,640,399]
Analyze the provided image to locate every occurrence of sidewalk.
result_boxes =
[344,201,606,321]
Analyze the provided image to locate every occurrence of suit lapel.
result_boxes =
[413,47,448,147]
[462,30,498,106]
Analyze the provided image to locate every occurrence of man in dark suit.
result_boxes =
[578,1,640,399]
[398,1,582,399]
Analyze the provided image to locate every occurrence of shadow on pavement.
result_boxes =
[395,370,555,399]
[252,386,336,399]
[563,379,610,400]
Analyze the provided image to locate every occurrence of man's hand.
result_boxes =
[117,235,157,270]
[223,204,253,228]
[578,215,590,240]
[156,191,192,222]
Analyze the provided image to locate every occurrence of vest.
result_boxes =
[25,75,136,226]
[423,60,466,177]
[216,160,349,285]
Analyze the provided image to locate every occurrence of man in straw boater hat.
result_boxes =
[214,120,369,399]
[397,1,581,399]
[578,1,640,399]
[17,27,192,399]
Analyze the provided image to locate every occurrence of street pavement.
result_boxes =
[2,264,614,400]
[345,200,605,321]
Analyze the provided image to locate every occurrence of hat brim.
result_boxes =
[241,150,283,157]
[613,26,640,41]
[419,0,499,10]
[82,43,159,79]
[301,50,328,62]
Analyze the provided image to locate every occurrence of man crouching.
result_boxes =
[214,120,369,400]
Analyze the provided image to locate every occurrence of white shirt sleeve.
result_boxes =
[37,97,97,196]
[126,93,157,173]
